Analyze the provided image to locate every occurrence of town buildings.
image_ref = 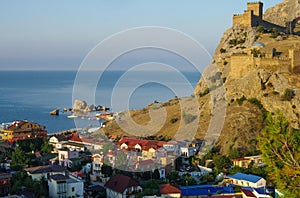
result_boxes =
[0,120,47,141]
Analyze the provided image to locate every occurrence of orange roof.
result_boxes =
[159,184,181,194]
[118,137,165,150]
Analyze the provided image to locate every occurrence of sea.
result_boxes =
[0,70,200,133]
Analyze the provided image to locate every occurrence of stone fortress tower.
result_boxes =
[233,2,263,27]
[229,2,300,79]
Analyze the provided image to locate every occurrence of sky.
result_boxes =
[0,0,282,71]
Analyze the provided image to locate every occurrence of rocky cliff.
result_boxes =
[103,0,300,156]
[264,0,300,27]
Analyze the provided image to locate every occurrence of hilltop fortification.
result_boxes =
[103,1,300,155]
[233,1,300,34]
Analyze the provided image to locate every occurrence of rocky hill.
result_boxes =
[101,0,300,156]
[264,0,300,27]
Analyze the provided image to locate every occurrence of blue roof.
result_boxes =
[227,172,263,183]
[180,185,234,196]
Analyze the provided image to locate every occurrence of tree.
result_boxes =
[258,112,300,197]
[101,164,113,177]
[40,139,53,155]
[152,169,160,180]
[12,146,29,167]
[213,155,232,171]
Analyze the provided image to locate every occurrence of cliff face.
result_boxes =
[194,0,300,154]
[104,1,300,155]
[264,0,300,27]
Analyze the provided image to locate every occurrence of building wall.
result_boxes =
[67,178,84,198]
[48,180,67,198]
[161,193,181,198]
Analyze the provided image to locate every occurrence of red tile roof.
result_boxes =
[104,174,140,193]
[118,137,165,151]
[241,189,256,197]
[159,184,181,194]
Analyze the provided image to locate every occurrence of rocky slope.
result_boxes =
[264,0,300,27]
[102,0,300,156]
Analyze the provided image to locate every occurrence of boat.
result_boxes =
[67,115,78,119]
[50,109,59,116]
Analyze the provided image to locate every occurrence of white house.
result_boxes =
[162,141,180,155]
[24,164,65,181]
[49,135,68,153]
[104,174,142,198]
[91,154,103,181]
[227,172,266,188]
[58,149,80,168]
[48,173,84,198]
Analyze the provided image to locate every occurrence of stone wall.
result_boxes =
[230,53,293,78]
[230,54,255,78]
[289,49,300,73]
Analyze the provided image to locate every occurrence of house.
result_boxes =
[0,172,12,197]
[49,135,68,153]
[232,155,264,168]
[0,120,47,141]
[91,154,103,181]
[135,159,155,172]
[118,137,164,153]
[62,141,85,152]
[226,172,266,188]
[80,137,104,151]
[104,174,142,198]
[242,187,273,198]
[58,149,81,168]
[48,173,84,198]
[159,184,181,198]
[24,164,65,180]
[163,141,180,155]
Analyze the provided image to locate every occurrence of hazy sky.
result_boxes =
[0,0,282,70]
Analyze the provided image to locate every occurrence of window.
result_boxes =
[72,187,75,192]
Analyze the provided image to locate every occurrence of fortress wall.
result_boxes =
[233,14,245,26]
[261,21,287,32]
[278,58,292,73]
[233,11,252,27]
[289,49,300,73]
[230,55,255,78]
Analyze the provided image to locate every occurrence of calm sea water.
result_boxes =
[0,70,200,132]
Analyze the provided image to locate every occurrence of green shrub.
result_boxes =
[247,98,264,110]
[292,105,296,109]
[199,88,210,97]
[237,96,247,105]
[272,91,279,95]
[282,88,295,101]
[220,48,226,53]
[170,118,178,124]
